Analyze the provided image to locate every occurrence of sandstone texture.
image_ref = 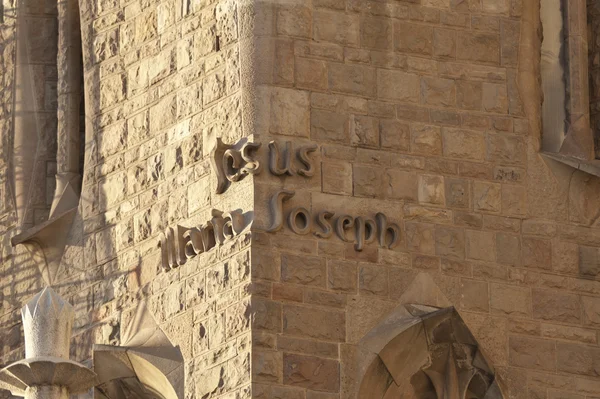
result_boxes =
[2,0,600,398]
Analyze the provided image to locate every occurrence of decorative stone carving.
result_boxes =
[11,207,77,286]
[269,141,294,176]
[93,302,184,399]
[358,306,503,399]
[267,190,401,250]
[159,209,246,271]
[296,143,318,177]
[210,138,318,193]
[376,213,401,249]
[288,207,312,235]
[267,189,295,232]
[269,141,318,177]
[0,287,98,399]
[210,137,234,194]
[314,211,334,238]
[210,138,261,194]
[335,214,354,243]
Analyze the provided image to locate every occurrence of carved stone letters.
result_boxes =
[159,209,245,271]
[267,190,401,251]
[211,138,262,194]
[210,138,318,194]
[268,141,318,177]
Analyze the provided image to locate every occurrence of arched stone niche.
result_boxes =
[357,305,504,399]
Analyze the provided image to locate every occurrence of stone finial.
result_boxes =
[0,288,97,398]
[22,286,74,359]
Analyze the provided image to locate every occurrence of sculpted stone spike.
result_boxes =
[0,287,98,398]
[268,189,295,232]
[210,137,233,194]
[335,215,355,242]
[288,207,312,235]
[314,211,334,238]
[22,287,74,359]
[355,217,377,251]
[11,207,77,286]
[269,141,294,176]
[296,143,318,177]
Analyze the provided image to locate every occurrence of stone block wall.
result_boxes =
[4,0,600,398]
[248,0,600,397]
[2,0,253,397]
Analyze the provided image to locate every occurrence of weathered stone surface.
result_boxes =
[377,69,419,102]
[466,230,495,261]
[283,354,340,392]
[418,174,445,205]
[411,124,442,155]
[281,255,326,287]
[509,336,556,371]
[473,181,501,213]
[522,237,552,270]
[394,21,433,55]
[532,289,582,323]
[380,120,410,151]
[491,283,530,316]
[283,305,345,341]
[445,178,470,208]
[435,226,465,259]
[385,169,418,201]
[456,31,500,64]
[442,128,486,160]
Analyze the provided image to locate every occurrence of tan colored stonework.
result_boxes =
[4,0,600,397]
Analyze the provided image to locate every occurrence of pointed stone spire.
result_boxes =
[0,287,97,399]
[21,287,74,359]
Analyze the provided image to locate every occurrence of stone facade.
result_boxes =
[3,0,600,397]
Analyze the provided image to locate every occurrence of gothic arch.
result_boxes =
[357,306,504,399]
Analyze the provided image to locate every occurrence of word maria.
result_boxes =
[211,138,318,194]
[267,190,401,251]
[159,209,244,271]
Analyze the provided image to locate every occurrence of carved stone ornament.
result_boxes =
[93,302,184,399]
[0,287,98,399]
[210,138,261,194]
[358,306,503,399]
[159,209,246,271]
[11,207,77,286]
[267,189,401,250]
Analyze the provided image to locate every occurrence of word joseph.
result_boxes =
[268,190,401,251]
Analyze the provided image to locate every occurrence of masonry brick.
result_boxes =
[394,21,433,55]
[283,305,345,341]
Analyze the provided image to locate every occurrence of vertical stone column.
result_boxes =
[51,0,82,217]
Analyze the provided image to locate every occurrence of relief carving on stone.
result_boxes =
[358,306,503,399]
[267,189,401,251]
[159,209,246,271]
[209,137,318,194]
[210,138,262,194]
